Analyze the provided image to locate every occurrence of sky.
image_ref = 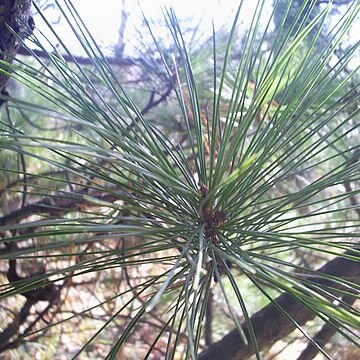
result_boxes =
[32,0,359,68]
[62,0,250,44]
[33,0,274,54]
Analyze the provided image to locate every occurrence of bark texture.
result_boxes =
[0,0,32,105]
[198,251,360,360]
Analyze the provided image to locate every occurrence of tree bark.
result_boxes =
[198,251,360,360]
[0,0,32,106]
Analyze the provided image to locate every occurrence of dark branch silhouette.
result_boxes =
[296,150,360,360]
[16,46,138,67]
[198,250,360,360]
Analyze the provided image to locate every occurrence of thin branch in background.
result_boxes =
[123,82,174,134]
[5,241,60,303]
[0,187,120,226]
[0,170,68,196]
[0,241,61,352]
[14,107,75,131]
[140,83,174,116]
[115,0,128,58]
[16,46,138,67]
[205,288,213,346]
[0,284,63,353]
[0,240,104,354]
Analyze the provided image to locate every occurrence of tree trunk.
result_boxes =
[0,0,32,106]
